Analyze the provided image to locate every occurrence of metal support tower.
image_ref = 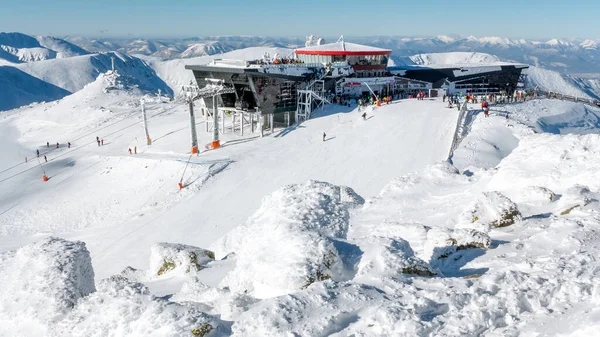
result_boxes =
[182,79,235,152]
[140,99,152,145]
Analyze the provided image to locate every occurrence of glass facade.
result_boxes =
[297,53,388,66]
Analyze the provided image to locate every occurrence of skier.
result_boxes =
[362,112,367,120]
[46,142,49,148]
[44,155,47,162]
[134,146,137,154]
[128,148,132,155]
[36,149,39,157]
[484,107,489,117]
[68,142,71,148]
[56,142,59,149]
[322,132,326,142]
[25,157,27,163]
[101,139,104,146]
[96,136,100,147]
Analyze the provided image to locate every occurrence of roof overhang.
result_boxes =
[295,50,391,56]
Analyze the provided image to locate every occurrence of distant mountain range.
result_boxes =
[2,32,600,111]
[58,34,600,75]
[0,32,88,63]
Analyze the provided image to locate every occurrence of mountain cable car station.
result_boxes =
[184,36,528,132]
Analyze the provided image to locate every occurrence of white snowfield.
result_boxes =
[3,63,600,336]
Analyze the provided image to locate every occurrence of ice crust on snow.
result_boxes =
[214,180,364,299]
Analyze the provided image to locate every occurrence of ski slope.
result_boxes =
[3,73,600,334]
[0,72,457,280]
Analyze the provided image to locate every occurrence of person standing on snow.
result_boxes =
[134,146,137,154]
[128,148,132,155]
[44,155,47,162]
[362,112,367,120]
[101,139,104,146]
[96,136,100,147]
[322,132,326,142]
[36,149,39,157]
[46,142,49,148]
[68,142,71,148]
[56,142,59,149]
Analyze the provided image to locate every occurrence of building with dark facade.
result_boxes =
[184,40,528,124]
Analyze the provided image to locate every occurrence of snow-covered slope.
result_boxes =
[525,66,598,99]
[409,52,501,66]
[14,52,172,95]
[0,32,88,63]
[3,87,600,334]
[0,66,71,111]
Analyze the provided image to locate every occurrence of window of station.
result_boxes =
[347,54,387,66]
[297,54,332,64]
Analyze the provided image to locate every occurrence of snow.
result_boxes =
[0,65,71,112]
[295,41,391,53]
[525,66,596,99]
[147,46,293,96]
[4,40,600,334]
[410,52,501,66]
[214,180,363,299]
[149,242,215,277]
[0,237,95,336]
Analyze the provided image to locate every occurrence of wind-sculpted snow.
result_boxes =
[0,237,225,337]
[0,237,95,335]
[231,280,446,337]
[50,275,226,337]
[214,180,364,299]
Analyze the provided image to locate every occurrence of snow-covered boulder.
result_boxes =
[514,186,557,204]
[50,275,225,337]
[0,237,95,335]
[214,180,364,298]
[172,277,258,320]
[149,242,215,277]
[461,191,522,228]
[428,228,491,265]
[556,184,593,215]
[450,228,492,250]
[356,237,435,279]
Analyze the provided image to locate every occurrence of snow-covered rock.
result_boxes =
[0,237,95,336]
[214,180,364,298]
[450,228,492,250]
[356,237,436,280]
[149,242,215,277]
[50,275,226,337]
[172,277,258,320]
[461,191,522,228]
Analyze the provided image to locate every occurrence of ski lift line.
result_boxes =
[0,104,170,176]
[179,153,193,184]
[0,104,184,186]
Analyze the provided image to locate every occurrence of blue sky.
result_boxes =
[0,0,598,40]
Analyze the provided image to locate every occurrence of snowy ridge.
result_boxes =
[0,32,88,63]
